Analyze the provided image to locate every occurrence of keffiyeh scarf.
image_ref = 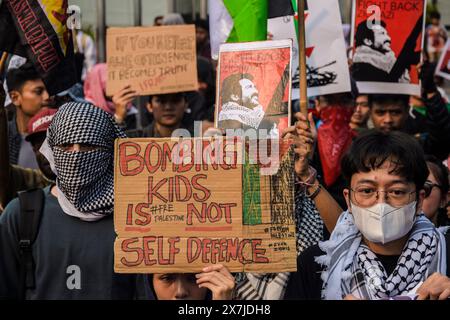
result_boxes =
[315,211,447,300]
[43,102,126,220]
[352,45,410,83]
[218,102,265,129]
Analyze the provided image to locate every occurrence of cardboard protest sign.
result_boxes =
[436,40,450,81]
[114,137,297,273]
[106,25,198,96]
[215,40,292,137]
[268,0,351,99]
[351,0,426,95]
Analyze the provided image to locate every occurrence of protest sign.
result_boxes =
[268,0,351,99]
[436,39,450,81]
[351,0,426,95]
[114,137,297,273]
[215,40,292,137]
[106,25,198,96]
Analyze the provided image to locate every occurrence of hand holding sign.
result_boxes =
[282,112,316,182]
[196,264,235,300]
[112,85,138,123]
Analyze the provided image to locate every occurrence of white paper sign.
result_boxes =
[268,0,351,99]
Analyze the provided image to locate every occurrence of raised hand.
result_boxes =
[195,264,235,300]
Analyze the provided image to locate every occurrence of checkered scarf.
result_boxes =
[46,102,126,218]
[315,211,448,300]
[234,191,324,300]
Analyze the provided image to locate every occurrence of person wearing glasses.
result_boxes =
[284,130,450,300]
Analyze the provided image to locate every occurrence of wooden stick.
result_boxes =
[72,28,79,54]
[0,52,9,75]
[297,0,308,116]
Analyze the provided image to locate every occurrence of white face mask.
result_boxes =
[350,201,417,244]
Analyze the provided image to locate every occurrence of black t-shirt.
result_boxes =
[284,232,450,300]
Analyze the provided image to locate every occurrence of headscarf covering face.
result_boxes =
[47,102,126,216]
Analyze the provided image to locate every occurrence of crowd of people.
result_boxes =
[0,10,449,301]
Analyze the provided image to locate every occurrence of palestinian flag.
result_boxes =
[0,0,76,95]
[209,0,294,59]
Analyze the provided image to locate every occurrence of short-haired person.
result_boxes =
[84,63,138,130]
[284,130,450,300]
[349,94,370,131]
[218,73,277,136]
[0,102,145,299]
[6,63,54,169]
[195,19,211,60]
[368,88,450,160]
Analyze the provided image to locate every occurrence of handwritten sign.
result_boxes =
[106,25,198,96]
[114,137,297,273]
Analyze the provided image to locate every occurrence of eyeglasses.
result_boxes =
[424,181,442,197]
[350,187,416,208]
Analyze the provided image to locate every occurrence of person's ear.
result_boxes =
[343,188,351,212]
[314,99,321,113]
[146,102,153,114]
[9,90,21,107]
[363,39,373,46]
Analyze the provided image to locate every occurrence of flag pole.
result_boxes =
[0,52,9,75]
[297,0,308,116]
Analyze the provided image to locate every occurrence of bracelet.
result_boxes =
[295,166,317,186]
[306,183,321,200]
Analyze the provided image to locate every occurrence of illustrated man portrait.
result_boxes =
[352,19,421,83]
[218,73,266,130]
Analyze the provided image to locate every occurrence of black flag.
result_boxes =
[268,0,295,19]
[0,0,77,95]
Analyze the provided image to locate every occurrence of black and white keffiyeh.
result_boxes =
[44,102,126,220]
[316,211,448,300]
[234,191,324,300]
[218,102,265,129]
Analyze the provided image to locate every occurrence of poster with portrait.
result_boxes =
[435,39,450,81]
[268,0,351,99]
[215,39,292,137]
[351,0,427,95]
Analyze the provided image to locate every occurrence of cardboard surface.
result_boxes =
[106,25,198,96]
[268,0,351,99]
